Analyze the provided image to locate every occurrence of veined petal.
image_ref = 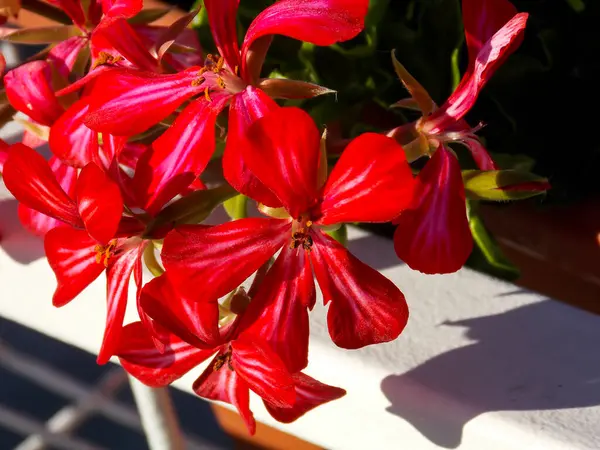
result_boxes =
[459,134,498,171]
[91,17,158,72]
[118,322,214,387]
[101,0,143,18]
[76,163,123,244]
[97,242,144,364]
[49,98,99,168]
[242,107,320,218]
[241,0,368,76]
[48,36,88,78]
[193,355,255,435]
[162,218,289,303]
[135,96,229,215]
[393,145,473,274]
[84,67,204,136]
[204,0,241,71]
[462,0,518,60]
[311,232,409,349]
[3,144,82,227]
[45,0,85,27]
[18,157,78,236]
[4,61,65,126]
[318,133,414,226]
[140,273,221,349]
[264,372,345,423]
[239,245,314,373]
[424,13,528,132]
[45,227,105,307]
[231,336,296,408]
[223,87,282,208]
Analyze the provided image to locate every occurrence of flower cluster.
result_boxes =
[0,0,549,433]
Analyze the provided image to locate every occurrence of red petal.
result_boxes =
[44,227,105,307]
[4,61,65,126]
[239,245,313,373]
[318,133,415,226]
[140,273,220,349]
[264,372,346,423]
[222,87,282,208]
[231,336,296,408]
[97,242,144,364]
[118,322,214,387]
[135,97,228,215]
[204,0,241,71]
[424,13,528,132]
[3,144,82,227]
[0,139,8,171]
[91,17,158,72]
[460,134,498,171]
[18,157,78,236]
[76,163,123,244]
[242,107,320,218]
[45,0,85,27]
[311,232,409,349]
[48,36,88,78]
[193,355,256,435]
[462,0,518,60]
[393,145,473,274]
[241,0,368,76]
[101,0,143,18]
[162,219,289,303]
[84,67,203,136]
[49,98,99,168]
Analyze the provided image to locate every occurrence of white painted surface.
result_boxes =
[2,124,600,450]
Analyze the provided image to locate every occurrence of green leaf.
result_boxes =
[224,194,248,220]
[463,170,551,201]
[326,224,348,247]
[128,7,172,24]
[2,25,81,44]
[565,0,585,12]
[468,205,520,279]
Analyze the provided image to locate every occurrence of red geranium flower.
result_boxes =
[389,0,529,274]
[161,107,414,353]
[82,0,369,203]
[2,144,148,363]
[117,273,345,435]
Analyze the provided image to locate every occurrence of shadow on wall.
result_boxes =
[381,299,600,448]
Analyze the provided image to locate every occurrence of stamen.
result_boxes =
[215,56,225,73]
[94,240,117,267]
[204,87,212,102]
[290,217,314,251]
[213,346,234,372]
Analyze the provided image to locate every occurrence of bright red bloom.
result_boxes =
[117,273,345,435]
[83,0,369,200]
[2,144,147,363]
[389,0,528,274]
[161,107,413,351]
[389,0,528,168]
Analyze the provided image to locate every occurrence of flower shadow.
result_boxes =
[0,198,45,264]
[381,300,600,448]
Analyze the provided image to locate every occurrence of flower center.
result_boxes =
[92,51,123,70]
[192,54,247,101]
[94,240,117,267]
[290,216,314,251]
[213,346,234,372]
